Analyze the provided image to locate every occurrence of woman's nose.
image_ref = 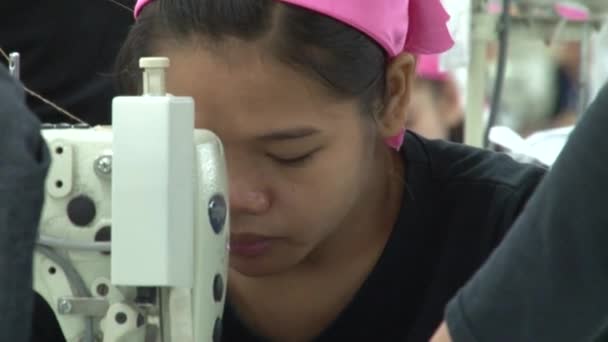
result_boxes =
[229,181,270,215]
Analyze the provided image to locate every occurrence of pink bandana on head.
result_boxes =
[276,0,453,57]
[133,0,454,150]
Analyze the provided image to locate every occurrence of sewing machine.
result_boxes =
[34,57,229,342]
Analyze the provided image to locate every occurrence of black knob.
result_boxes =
[213,274,224,302]
[213,318,222,342]
[67,195,97,227]
[96,283,109,296]
[208,194,227,234]
[94,226,111,255]
[115,312,127,324]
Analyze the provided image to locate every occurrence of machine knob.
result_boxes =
[67,195,97,227]
[208,194,227,234]
[213,318,223,342]
[213,274,224,302]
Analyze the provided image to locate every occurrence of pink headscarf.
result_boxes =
[134,0,454,150]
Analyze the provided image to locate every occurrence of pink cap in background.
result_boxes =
[554,2,590,22]
[416,54,450,81]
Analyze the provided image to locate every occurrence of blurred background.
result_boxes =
[407,0,608,165]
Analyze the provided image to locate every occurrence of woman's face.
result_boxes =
[161,42,386,277]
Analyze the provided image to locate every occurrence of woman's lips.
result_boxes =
[229,234,276,258]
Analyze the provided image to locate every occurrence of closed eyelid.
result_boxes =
[255,127,321,142]
[267,145,321,157]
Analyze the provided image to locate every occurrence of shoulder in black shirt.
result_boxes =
[222,132,546,342]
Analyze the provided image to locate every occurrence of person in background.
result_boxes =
[431,82,608,342]
[0,0,134,125]
[408,54,464,142]
[549,42,581,128]
[0,64,50,341]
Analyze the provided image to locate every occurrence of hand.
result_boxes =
[430,322,452,342]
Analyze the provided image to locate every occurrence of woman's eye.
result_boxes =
[269,152,316,166]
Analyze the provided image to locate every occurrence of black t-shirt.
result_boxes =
[222,132,546,341]
[0,0,134,125]
[445,84,608,342]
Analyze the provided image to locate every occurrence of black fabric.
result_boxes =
[222,132,546,342]
[0,65,49,341]
[445,83,608,342]
[0,0,134,125]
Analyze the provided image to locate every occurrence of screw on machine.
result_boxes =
[9,52,20,80]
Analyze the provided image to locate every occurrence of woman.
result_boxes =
[113,0,545,340]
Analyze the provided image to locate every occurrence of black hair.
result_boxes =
[114,0,388,116]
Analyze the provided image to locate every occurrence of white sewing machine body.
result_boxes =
[34,57,229,342]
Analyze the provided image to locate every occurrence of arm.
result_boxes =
[0,65,50,341]
[432,82,608,342]
[430,322,452,342]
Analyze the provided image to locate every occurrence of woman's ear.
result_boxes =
[377,53,416,138]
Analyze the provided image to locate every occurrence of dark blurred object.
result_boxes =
[0,64,50,341]
[548,63,579,128]
[554,63,579,116]
[0,0,135,125]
